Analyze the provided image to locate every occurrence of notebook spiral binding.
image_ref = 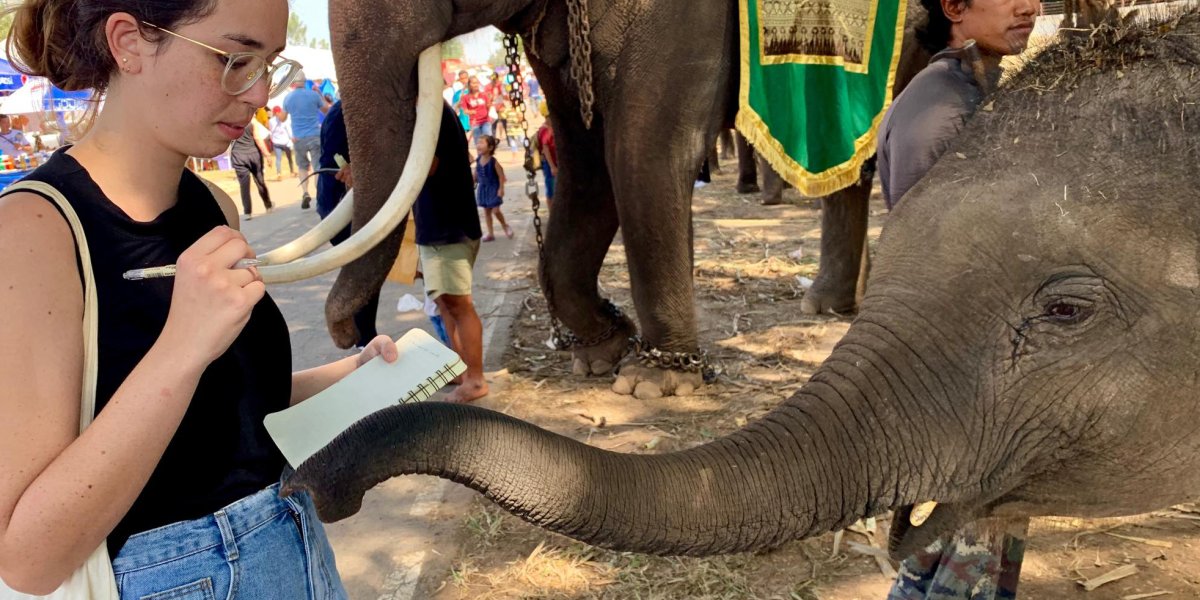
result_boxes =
[400,363,459,404]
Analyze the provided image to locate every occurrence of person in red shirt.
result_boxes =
[534,101,558,209]
[458,76,492,141]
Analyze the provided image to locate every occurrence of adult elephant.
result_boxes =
[288,12,1200,572]
[325,0,929,397]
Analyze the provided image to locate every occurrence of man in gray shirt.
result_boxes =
[877,0,1038,210]
[877,0,1039,596]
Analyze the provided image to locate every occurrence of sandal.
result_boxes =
[482,234,496,242]
[504,226,514,239]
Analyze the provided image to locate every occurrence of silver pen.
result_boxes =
[123,259,262,281]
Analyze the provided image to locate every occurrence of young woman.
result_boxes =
[0,1,397,597]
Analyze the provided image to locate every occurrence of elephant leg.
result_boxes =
[539,114,636,376]
[735,131,760,194]
[758,155,785,206]
[719,129,736,160]
[707,144,722,174]
[800,168,872,315]
[605,137,707,399]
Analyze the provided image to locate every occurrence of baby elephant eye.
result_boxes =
[1045,301,1088,323]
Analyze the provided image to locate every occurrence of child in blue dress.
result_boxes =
[473,135,512,241]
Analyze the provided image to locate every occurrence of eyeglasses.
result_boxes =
[141,21,303,98]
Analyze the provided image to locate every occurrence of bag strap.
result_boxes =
[3,180,98,435]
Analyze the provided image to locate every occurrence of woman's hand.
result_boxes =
[355,335,399,368]
[160,226,265,369]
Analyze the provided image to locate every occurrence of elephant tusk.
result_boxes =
[909,501,938,527]
[257,189,354,266]
[257,44,442,283]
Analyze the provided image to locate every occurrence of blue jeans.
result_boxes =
[470,122,493,139]
[272,145,294,176]
[112,482,346,600]
[541,161,556,199]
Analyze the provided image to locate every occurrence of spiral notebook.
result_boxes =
[264,328,466,468]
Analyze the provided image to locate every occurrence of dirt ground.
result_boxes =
[418,164,1200,599]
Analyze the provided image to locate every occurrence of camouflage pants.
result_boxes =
[887,520,1029,600]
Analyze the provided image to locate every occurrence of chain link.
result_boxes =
[631,336,717,383]
[502,34,574,350]
[564,0,595,129]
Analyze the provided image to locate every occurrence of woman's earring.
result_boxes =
[122,57,130,73]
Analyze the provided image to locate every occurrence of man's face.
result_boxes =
[0,116,11,133]
[951,0,1039,55]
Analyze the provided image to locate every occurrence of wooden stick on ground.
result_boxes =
[1080,564,1139,592]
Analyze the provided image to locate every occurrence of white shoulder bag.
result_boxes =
[0,181,120,599]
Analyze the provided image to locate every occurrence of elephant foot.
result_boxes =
[761,195,783,206]
[570,325,636,376]
[736,182,761,194]
[612,364,704,399]
[800,281,857,316]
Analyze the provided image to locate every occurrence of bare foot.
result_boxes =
[446,379,489,403]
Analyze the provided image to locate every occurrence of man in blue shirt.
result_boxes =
[282,77,329,209]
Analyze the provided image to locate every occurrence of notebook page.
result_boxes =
[265,328,465,467]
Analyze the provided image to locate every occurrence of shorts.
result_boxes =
[293,135,321,172]
[419,239,480,299]
[470,122,493,139]
[111,480,346,600]
[541,161,556,199]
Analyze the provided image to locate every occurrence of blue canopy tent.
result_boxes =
[0,77,92,114]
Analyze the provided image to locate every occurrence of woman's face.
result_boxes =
[134,0,289,159]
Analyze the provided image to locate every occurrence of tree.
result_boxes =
[0,1,14,44]
[441,38,465,60]
[287,12,310,47]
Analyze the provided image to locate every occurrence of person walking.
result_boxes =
[534,102,558,209]
[415,103,488,404]
[458,76,492,141]
[0,0,398,597]
[282,77,329,209]
[268,106,295,180]
[230,117,273,218]
[473,135,511,242]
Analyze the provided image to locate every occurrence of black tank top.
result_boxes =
[22,150,290,554]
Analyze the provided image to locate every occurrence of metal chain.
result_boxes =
[631,336,717,383]
[564,0,595,129]
[502,34,575,350]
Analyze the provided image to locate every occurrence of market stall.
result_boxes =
[0,77,93,188]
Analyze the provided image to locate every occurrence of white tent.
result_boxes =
[283,45,337,81]
[266,45,337,109]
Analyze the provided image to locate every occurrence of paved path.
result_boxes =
[202,147,539,599]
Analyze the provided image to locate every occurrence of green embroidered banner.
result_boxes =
[737,0,907,196]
